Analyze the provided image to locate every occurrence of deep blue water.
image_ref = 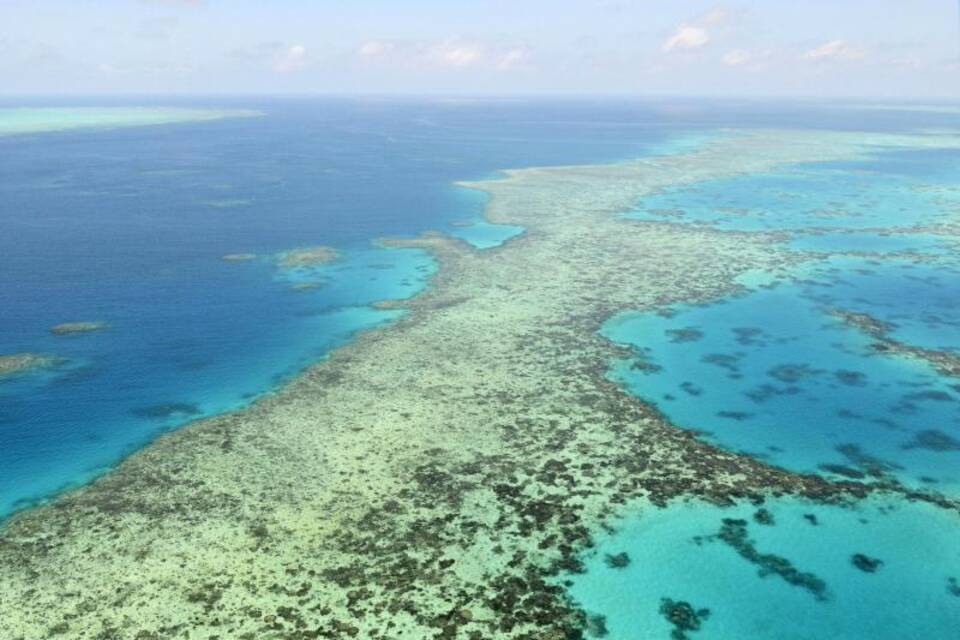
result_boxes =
[1,98,753,519]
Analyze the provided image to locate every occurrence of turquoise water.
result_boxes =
[451,218,525,249]
[797,257,960,354]
[5,99,960,637]
[604,258,960,490]
[2,98,730,520]
[788,231,952,254]
[584,131,960,638]
[445,187,525,249]
[0,247,426,516]
[0,107,255,136]
[607,144,960,491]
[566,496,960,639]
[626,161,960,231]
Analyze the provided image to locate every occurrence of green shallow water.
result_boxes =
[566,496,960,639]
[0,107,255,136]
[787,231,953,254]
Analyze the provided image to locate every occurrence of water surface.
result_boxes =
[567,497,960,639]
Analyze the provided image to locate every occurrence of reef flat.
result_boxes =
[278,246,341,268]
[835,309,960,379]
[0,107,259,137]
[2,129,960,639]
[0,352,56,377]
[222,253,259,262]
[50,321,107,336]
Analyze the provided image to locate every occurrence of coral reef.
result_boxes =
[50,321,107,335]
[277,246,340,268]
[714,518,829,600]
[2,128,958,638]
[0,352,56,377]
[222,253,258,262]
[659,598,710,640]
[834,308,960,379]
[603,552,630,569]
[851,553,883,573]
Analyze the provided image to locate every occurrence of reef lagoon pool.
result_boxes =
[565,496,960,640]
[787,231,953,254]
[604,256,960,492]
[608,138,960,495]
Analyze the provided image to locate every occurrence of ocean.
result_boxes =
[0,97,720,518]
[2,98,960,638]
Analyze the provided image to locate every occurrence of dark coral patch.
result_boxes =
[834,370,867,386]
[666,328,704,343]
[715,518,828,601]
[659,598,710,640]
[130,403,201,419]
[768,363,820,384]
[753,508,775,526]
[948,577,960,598]
[604,552,630,569]
[851,554,883,573]
[901,430,960,452]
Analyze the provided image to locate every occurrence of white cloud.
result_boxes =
[353,38,531,72]
[273,44,307,73]
[661,8,737,54]
[722,49,751,66]
[802,40,866,62]
[358,40,392,58]
[141,0,203,7]
[137,17,179,41]
[437,43,483,67]
[698,8,730,26]
[662,25,709,52]
[497,47,529,71]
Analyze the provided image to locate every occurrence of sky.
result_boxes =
[1,0,958,98]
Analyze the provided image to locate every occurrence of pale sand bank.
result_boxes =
[277,245,340,268]
[0,107,260,137]
[50,321,107,336]
[0,352,57,377]
[222,253,259,262]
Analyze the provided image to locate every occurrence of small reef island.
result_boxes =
[0,107,260,137]
[50,321,108,336]
[0,352,57,377]
[277,245,341,268]
[2,127,960,639]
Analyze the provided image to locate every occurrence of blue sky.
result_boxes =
[1,0,958,97]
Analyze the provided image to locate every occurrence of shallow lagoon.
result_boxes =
[450,218,525,249]
[627,156,960,231]
[787,231,952,254]
[604,257,960,491]
[609,140,960,492]
[445,187,525,249]
[0,107,256,136]
[567,496,960,639]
